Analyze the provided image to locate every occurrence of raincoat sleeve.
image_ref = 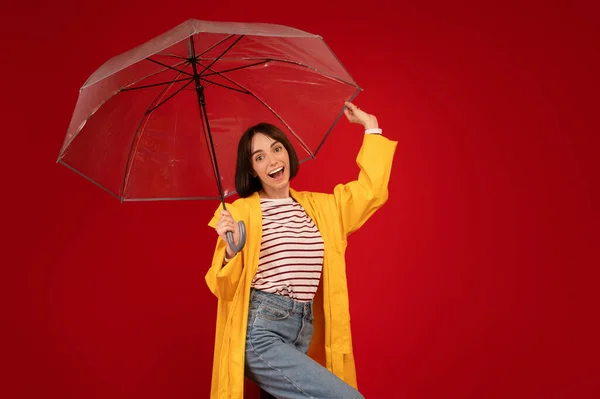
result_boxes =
[204,204,245,301]
[333,133,398,236]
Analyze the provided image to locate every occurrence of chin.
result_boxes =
[268,179,289,192]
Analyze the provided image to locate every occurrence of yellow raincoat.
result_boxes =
[205,133,397,398]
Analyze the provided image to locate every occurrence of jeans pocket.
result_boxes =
[257,302,291,321]
[249,299,261,311]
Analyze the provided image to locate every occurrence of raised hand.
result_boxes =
[344,101,379,130]
[214,210,241,258]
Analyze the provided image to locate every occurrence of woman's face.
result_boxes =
[250,132,291,197]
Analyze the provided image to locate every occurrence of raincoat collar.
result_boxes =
[244,188,316,226]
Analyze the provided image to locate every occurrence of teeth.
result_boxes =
[268,167,283,176]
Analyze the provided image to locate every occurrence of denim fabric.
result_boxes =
[245,288,364,399]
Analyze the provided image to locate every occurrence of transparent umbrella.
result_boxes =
[57,18,361,251]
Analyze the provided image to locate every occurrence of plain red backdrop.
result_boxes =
[2,1,598,398]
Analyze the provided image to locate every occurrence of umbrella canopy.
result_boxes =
[58,18,361,203]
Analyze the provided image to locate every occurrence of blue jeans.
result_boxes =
[245,288,364,399]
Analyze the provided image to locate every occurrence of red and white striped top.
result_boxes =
[251,197,324,302]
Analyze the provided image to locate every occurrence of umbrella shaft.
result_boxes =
[190,51,228,210]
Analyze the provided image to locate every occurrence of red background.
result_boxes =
[2,1,599,398]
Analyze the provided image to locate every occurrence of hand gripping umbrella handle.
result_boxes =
[225,220,246,254]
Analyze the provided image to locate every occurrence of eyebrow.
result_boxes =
[251,141,281,157]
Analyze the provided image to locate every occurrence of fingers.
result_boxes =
[344,101,361,115]
[344,104,360,116]
[218,210,237,225]
[215,210,239,237]
[345,101,378,129]
[344,102,364,124]
[345,101,359,110]
[216,221,236,235]
[214,209,241,254]
[216,219,236,232]
[344,101,368,120]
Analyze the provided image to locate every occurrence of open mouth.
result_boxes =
[268,166,285,180]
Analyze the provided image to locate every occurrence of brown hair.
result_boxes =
[235,123,300,198]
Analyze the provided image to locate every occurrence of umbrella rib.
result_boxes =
[58,160,122,201]
[196,34,237,58]
[271,58,358,88]
[155,53,188,60]
[199,57,359,89]
[146,34,237,62]
[201,64,315,159]
[120,59,190,90]
[195,58,270,93]
[146,57,193,77]
[146,34,238,63]
[144,78,195,115]
[200,59,270,78]
[123,195,230,202]
[121,76,194,91]
[312,87,361,157]
[197,35,245,76]
[59,60,192,157]
[121,71,192,198]
[198,76,249,94]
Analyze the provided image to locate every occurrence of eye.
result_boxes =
[274,146,283,152]
[255,155,264,162]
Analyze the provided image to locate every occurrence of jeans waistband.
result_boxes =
[250,288,313,318]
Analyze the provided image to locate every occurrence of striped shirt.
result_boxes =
[251,197,324,302]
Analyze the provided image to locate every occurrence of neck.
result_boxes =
[259,186,290,199]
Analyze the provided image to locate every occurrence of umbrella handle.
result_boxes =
[226,220,246,254]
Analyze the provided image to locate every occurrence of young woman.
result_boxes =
[205,102,397,398]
